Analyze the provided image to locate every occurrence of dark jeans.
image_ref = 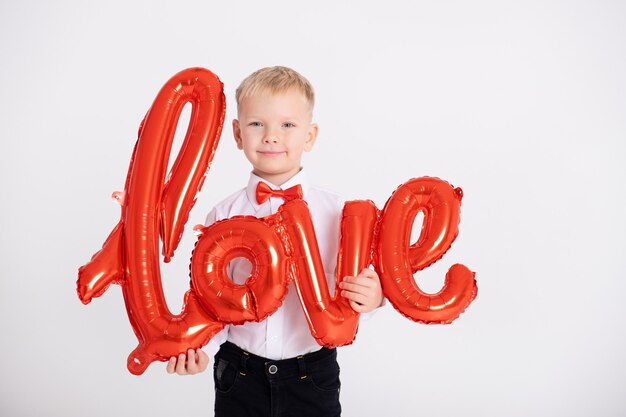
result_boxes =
[213,342,342,417]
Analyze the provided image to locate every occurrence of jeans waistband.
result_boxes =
[217,341,337,380]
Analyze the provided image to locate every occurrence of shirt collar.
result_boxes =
[245,169,310,209]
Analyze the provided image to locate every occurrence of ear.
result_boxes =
[304,123,318,152]
[232,119,243,150]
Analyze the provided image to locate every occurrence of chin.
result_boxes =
[255,164,292,175]
[255,167,298,181]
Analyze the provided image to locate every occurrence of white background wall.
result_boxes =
[1,1,625,416]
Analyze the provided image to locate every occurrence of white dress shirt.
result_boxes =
[203,169,344,360]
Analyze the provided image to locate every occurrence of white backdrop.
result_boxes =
[1,1,625,416]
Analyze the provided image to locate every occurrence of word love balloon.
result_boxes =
[77,68,477,375]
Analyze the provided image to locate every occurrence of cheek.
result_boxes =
[240,135,258,150]
[287,134,309,152]
[285,145,301,157]
[243,147,257,158]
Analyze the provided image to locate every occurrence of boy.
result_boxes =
[167,66,383,416]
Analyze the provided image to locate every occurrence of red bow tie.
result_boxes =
[256,182,303,204]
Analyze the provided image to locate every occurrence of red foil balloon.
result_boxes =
[77,68,226,375]
[374,177,477,323]
[279,199,379,347]
[190,215,291,324]
[77,69,478,375]
[191,199,379,348]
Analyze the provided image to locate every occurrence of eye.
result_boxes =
[248,121,262,127]
[282,122,296,128]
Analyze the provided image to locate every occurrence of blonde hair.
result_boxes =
[235,66,315,112]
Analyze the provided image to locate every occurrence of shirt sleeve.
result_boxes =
[359,297,386,321]
[205,207,217,226]
[204,328,228,359]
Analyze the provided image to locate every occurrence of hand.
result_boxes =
[166,348,209,375]
[339,268,384,313]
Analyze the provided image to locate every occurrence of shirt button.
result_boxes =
[268,364,278,375]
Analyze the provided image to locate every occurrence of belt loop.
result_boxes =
[296,355,307,379]
[239,350,250,376]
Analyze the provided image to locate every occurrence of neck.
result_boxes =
[253,168,302,187]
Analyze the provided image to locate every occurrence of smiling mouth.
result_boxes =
[258,151,286,156]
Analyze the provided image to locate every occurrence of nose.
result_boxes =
[263,132,279,144]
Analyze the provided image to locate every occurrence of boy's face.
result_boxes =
[233,89,318,186]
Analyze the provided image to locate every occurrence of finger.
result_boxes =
[186,349,198,374]
[341,276,375,289]
[358,268,380,283]
[349,299,369,313]
[166,357,177,374]
[343,275,371,284]
[175,353,188,375]
[340,281,372,294]
[359,267,377,277]
[197,350,209,372]
[341,289,368,305]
